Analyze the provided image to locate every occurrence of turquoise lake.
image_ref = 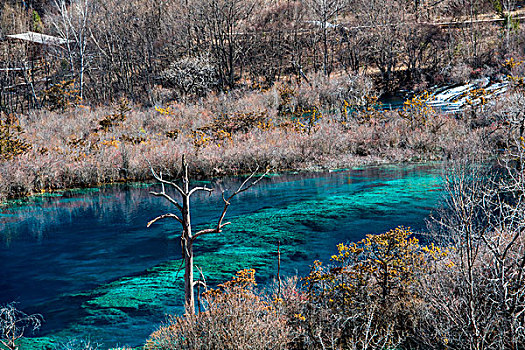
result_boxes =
[0,163,443,348]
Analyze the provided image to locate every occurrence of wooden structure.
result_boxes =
[0,31,67,114]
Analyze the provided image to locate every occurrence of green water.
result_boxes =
[0,163,443,348]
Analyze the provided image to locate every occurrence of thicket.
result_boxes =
[0,74,500,201]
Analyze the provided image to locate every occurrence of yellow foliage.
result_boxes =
[204,268,257,299]
[508,75,525,90]
[341,95,383,126]
[505,58,525,91]
[146,269,289,350]
[304,227,452,307]
[504,57,523,69]
[294,313,306,321]
[101,138,120,149]
[155,106,173,116]
[465,88,488,107]
[398,92,435,129]
[44,79,81,111]
[189,111,272,152]
[0,114,31,161]
[189,130,211,153]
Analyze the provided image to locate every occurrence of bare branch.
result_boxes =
[195,265,207,290]
[149,191,183,212]
[189,186,214,197]
[147,213,183,227]
[192,167,270,241]
[1,303,42,350]
[149,164,185,195]
[193,280,206,288]
[193,222,232,240]
[225,166,262,202]
[174,259,185,279]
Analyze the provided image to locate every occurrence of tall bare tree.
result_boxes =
[191,0,258,89]
[147,156,268,314]
[50,0,94,100]
[350,0,408,91]
[306,0,346,77]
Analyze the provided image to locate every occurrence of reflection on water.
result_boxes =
[0,164,443,348]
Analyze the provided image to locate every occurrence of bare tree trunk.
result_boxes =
[181,157,195,313]
[148,155,268,315]
[183,240,194,312]
[51,0,92,100]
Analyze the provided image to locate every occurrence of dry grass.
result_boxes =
[0,83,499,202]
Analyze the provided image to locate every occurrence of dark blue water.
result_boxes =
[0,164,443,348]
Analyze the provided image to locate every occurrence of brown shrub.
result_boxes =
[146,269,291,350]
[287,227,452,350]
[0,85,494,201]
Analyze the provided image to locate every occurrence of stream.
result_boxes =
[379,77,508,112]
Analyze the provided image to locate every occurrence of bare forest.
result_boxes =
[2,0,525,107]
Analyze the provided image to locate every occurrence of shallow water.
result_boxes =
[0,164,443,348]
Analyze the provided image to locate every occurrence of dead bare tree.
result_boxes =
[147,155,268,315]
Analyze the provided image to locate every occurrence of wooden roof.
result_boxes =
[6,32,70,46]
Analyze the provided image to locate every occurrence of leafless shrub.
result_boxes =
[55,338,100,350]
[296,73,374,113]
[160,55,219,99]
[146,269,291,350]
[0,303,43,350]
[490,91,525,138]
[420,141,525,349]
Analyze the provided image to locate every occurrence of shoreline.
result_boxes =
[0,156,442,208]
[0,82,501,205]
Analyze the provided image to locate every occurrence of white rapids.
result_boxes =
[426,78,509,113]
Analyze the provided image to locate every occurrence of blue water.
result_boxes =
[0,164,443,348]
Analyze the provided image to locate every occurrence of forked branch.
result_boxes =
[189,186,214,197]
[149,190,183,212]
[149,166,185,196]
[192,167,270,240]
